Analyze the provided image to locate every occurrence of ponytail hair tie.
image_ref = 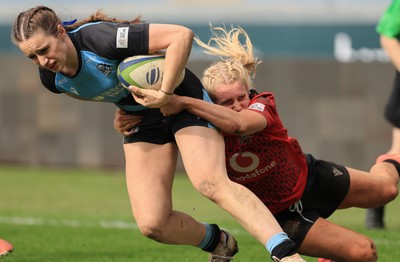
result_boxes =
[62,19,77,26]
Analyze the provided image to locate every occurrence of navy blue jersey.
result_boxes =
[40,22,150,111]
[39,21,215,144]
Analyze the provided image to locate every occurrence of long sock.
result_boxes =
[197,223,221,252]
[266,232,297,259]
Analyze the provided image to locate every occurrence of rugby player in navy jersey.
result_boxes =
[13,6,304,262]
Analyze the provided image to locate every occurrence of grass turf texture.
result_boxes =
[0,165,399,261]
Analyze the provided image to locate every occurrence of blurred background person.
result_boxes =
[366,0,400,229]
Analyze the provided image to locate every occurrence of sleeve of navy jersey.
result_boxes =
[73,22,150,59]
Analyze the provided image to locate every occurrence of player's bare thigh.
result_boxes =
[174,126,227,186]
[339,165,398,209]
[123,142,178,221]
[299,218,376,262]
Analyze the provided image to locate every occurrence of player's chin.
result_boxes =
[44,67,59,73]
[39,65,58,73]
[47,63,62,73]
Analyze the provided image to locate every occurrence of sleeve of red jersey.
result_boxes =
[246,95,278,128]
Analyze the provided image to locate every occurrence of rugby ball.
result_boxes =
[117,54,185,90]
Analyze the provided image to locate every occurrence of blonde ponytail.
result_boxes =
[194,26,261,96]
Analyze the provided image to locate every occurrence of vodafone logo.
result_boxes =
[229,152,260,173]
[229,151,277,182]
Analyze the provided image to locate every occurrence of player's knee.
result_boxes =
[348,238,377,262]
[382,183,398,203]
[388,185,398,201]
[195,179,222,202]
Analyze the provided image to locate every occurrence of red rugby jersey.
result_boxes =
[223,91,308,214]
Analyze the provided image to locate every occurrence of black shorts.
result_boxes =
[385,71,400,127]
[123,69,214,145]
[274,154,350,248]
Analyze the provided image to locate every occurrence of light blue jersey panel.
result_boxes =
[55,51,127,102]
[55,51,146,111]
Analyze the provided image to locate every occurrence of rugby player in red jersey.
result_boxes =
[118,26,400,262]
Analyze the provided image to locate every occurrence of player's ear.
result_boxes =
[57,24,67,39]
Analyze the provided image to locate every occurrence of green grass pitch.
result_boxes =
[0,165,399,261]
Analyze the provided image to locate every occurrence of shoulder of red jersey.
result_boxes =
[248,90,275,112]
[249,90,274,100]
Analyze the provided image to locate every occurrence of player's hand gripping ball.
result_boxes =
[117,54,185,90]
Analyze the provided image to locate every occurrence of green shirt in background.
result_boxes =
[377,0,400,38]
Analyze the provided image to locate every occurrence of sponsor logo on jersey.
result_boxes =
[97,63,112,76]
[248,102,265,112]
[230,152,260,173]
[116,27,129,48]
[58,78,68,85]
[228,151,277,182]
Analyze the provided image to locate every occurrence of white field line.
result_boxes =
[3,216,397,245]
[0,216,246,235]
[0,216,138,230]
